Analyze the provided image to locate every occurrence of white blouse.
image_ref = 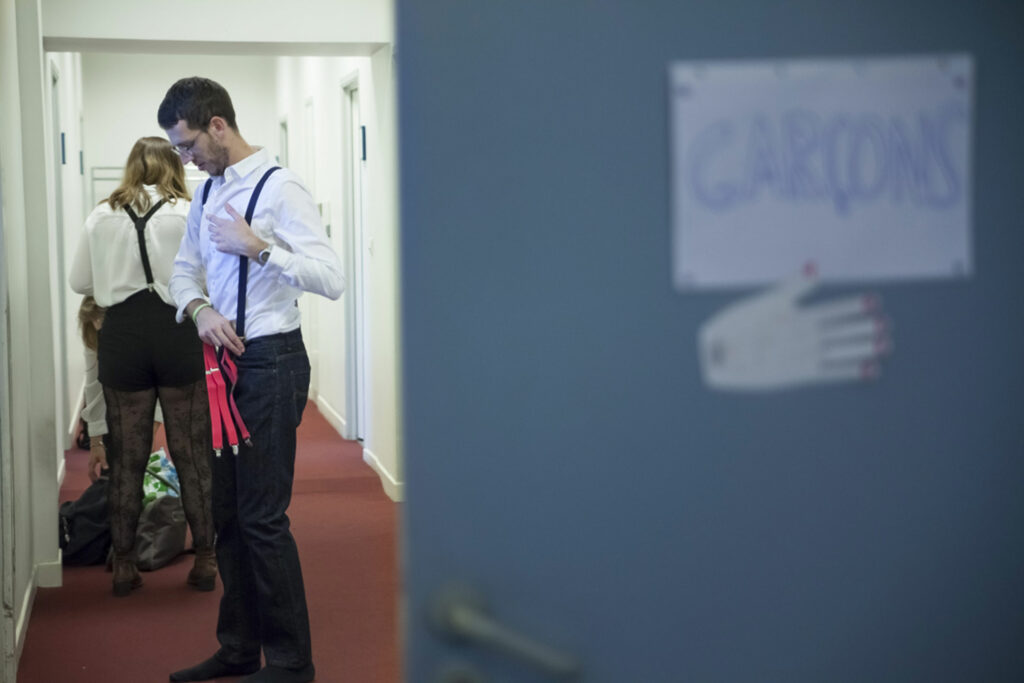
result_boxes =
[80,347,107,437]
[69,186,191,308]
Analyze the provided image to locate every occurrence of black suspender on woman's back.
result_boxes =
[199,167,281,340]
[124,200,166,289]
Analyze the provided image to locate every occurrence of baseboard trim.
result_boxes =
[363,447,404,502]
[14,567,38,663]
[35,557,62,589]
[313,397,402,501]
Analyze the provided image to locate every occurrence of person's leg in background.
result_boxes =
[104,385,158,596]
[158,379,216,589]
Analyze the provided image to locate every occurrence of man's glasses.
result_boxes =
[174,129,206,157]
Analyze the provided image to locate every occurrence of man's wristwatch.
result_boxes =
[257,244,273,265]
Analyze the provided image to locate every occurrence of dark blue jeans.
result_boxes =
[212,329,312,669]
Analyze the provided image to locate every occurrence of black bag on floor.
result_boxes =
[58,475,111,566]
[135,494,186,571]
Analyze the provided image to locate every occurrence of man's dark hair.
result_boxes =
[157,76,238,131]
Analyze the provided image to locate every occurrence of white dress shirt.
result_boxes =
[69,187,191,307]
[169,147,344,340]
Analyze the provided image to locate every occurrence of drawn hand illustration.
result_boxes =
[698,271,892,392]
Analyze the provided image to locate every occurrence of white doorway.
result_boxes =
[299,98,320,399]
[50,59,71,451]
[342,76,368,442]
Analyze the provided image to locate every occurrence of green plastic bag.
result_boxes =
[142,448,180,505]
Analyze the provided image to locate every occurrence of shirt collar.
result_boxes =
[224,146,270,183]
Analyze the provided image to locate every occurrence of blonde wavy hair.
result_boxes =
[77,296,105,352]
[105,136,191,212]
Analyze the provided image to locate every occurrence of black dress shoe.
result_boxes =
[169,654,260,682]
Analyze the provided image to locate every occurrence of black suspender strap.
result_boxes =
[124,200,166,289]
[235,167,281,340]
[201,178,213,207]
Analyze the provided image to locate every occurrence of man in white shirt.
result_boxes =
[160,77,344,683]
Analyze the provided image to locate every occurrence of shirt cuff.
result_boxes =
[176,293,208,323]
[87,420,108,437]
[263,245,287,277]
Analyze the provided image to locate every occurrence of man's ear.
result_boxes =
[208,116,229,138]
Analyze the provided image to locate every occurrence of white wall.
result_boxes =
[0,2,31,675]
[276,49,403,499]
[1,0,62,671]
[48,51,84,452]
[81,53,279,182]
[16,0,62,589]
[366,45,402,494]
[42,0,391,50]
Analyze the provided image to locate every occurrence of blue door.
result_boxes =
[398,2,1024,681]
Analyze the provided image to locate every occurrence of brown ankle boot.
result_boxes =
[187,547,217,591]
[112,553,142,597]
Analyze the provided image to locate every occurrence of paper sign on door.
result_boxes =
[669,54,973,290]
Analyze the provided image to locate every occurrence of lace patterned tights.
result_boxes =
[104,379,214,554]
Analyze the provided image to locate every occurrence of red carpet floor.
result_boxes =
[17,403,400,683]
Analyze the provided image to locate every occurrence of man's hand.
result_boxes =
[207,204,267,258]
[190,301,245,355]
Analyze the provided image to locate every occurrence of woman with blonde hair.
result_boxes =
[70,136,215,597]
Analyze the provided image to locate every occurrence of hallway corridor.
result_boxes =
[17,403,400,682]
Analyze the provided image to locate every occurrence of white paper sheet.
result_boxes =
[669,54,973,290]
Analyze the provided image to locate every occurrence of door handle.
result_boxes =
[431,585,582,679]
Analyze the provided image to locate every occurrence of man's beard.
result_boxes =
[204,139,231,176]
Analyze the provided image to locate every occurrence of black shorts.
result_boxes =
[97,290,204,391]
